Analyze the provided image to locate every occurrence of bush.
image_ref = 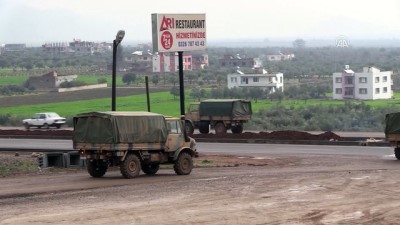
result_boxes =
[97,77,107,84]
[59,80,87,88]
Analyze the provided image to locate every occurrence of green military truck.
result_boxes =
[185,99,252,135]
[73,111,198,178]
[385,112,400,160]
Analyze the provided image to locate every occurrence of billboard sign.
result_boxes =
[152,13,206,53]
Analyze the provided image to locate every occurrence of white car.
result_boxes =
[23,112,66,129]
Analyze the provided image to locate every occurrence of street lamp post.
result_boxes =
[111,30,125,111]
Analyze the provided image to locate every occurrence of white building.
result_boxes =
[266,52,295,61]
[227,68,284,94]
[332,65,392,100]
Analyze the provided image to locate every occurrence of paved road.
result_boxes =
[0,138,393,156]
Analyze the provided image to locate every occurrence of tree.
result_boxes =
[190,87,207,101]
[97,77,107,84]
[186,72,197,85]
[168,75,178,86]
[269,90,284,103]
[170,86,180,100]
[249,87,264,103]
[152,75,160,86]
[122,73,136,85]
[293,38,306,48]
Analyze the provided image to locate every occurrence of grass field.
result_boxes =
[0,92,185,118]
[75,74,126,86]
[0,74,127,86]
[0,75,29,86]
[1,72,400,118]
[2,90,400,119]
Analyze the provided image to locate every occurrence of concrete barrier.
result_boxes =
[57,83,107,92]
[64,151,85,167]
[40,152,65,168]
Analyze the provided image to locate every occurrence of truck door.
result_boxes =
[165,120,184,152]
[186,104,199,121]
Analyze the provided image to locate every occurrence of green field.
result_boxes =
[75,74,126,86]
[0,92,185,118]
[0,74,126,86]
[0,75,29,86]
[2,90,400,119]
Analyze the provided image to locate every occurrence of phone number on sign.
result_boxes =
[178,41,205,47]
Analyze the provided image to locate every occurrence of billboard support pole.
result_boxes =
[178,51,185,120]
[145,76,151,112]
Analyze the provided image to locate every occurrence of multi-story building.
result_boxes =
[219,54,262,68]
[3,44,26,54]
[332,65,392,100]
[42,42,70,54]
[227,67,284,94]
[42,39,112,55]
[124,50,153,72]
[266,52,295,61]
[191,52,209,70]
[152,52,192,73]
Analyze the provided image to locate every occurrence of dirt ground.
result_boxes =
[1,151,400,224]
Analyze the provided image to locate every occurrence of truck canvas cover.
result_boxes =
[385,112,400,136]
[199,99,252,118]
[73,111,168,144]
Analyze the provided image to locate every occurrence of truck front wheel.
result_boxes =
[142,164,160,175]
[199,122,209,134]
[120,154,141,178]
[174,152,193,175]
[87,159,108,178]
[215,123,227,135]
[395,148,400,160]
[231,124,243,134]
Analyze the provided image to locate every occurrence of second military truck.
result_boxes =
[385,112,400,160]
[185,99,252,135]
[73,111,198,178]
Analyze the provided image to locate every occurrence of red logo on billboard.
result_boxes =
[161,31,173,50]
[159,16,174,31]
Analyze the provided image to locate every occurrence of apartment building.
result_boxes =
[266,52,295,61]
[152,52,192,73]
[227,67,284,94]
[191,52,209,70]
[332,65,392,100]
[219,54,262,68]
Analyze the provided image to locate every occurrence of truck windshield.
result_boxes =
[167,120,182,134]
[189,104,199,112]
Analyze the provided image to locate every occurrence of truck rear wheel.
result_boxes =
[142,164,160,175]
[174,152,193,175]
[185,121,194,136]
[231,124,244,134]
[120,154,141,178]
[199,122,209,134]
[87,159,108,178]
[215,123,227,135]
[395,148,400,160]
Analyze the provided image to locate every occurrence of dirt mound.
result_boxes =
[0,129,340,141]
[192,130,340,141]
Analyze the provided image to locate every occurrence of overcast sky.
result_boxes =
[1,0,400,45]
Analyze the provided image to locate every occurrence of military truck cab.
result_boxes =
[73,111,197,179]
